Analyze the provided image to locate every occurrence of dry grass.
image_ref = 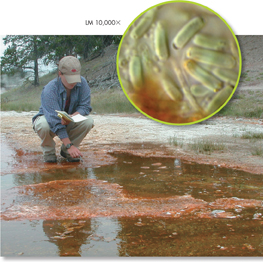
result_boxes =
[91,88,136,114]
[188,139,226,155]
[219,90,263,118]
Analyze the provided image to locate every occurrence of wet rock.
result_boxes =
[151,162,162,166]
[253,213,262,220]
[210,197,263,209]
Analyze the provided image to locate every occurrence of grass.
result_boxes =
[231,131,263,157]
[1,65,138,114]
[219,90,263,118]
[3,84,263,118]
[1,80,137,114]
[1,67,263,119]
[251,144,263,156]
[1,71,57,112]
[91,89,136,114]
[168,136,226,154]
[239,71,248,82]
[1,53,139,114]
[234,131,263,157]
[168,136,184,148]
[1,85,43,111]
[241,131,263,140]
[188,139,226,155]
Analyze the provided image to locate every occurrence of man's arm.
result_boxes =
[61,137,83,158]
[60,114,82,158]
[41,84,69,139]
[75,77,92,115]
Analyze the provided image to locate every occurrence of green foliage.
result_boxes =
[168,136,184,147]
[1,71,57,111]
[91,89,137,114]
[39,35,122,64]
[1,35,122,87]
[1,85,42,111]
[238,131,263,157]
[219,90,263,118]
[1,35,49,86]
[241,132,263,140]
[1,82,137,114]
[251,144,263,156]
[188,139,226,154]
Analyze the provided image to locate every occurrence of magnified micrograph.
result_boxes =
[117,1,241,124]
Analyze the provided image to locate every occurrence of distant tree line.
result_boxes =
[1,35,122,86]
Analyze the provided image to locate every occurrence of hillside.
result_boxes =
[84,35,263,90]
[83,43,120,90]
[236,35,263,89]
[83,35,263,91]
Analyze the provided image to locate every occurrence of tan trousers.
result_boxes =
[33,115,94,156]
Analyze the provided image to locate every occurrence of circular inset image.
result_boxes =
[117,1,241,125]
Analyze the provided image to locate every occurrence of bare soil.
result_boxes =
[1,111,263,175]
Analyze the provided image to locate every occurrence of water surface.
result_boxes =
[1,139,263,256]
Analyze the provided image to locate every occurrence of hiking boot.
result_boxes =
[60,150,80,162]
[44,154,57,163]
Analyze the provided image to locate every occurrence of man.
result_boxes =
[32,56,94,163]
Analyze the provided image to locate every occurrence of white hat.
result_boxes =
[58,56,81,83]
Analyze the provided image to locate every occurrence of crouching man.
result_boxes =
[32,56,94,163]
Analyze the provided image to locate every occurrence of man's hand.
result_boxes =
[71,111,80,116]
[61,118,71,125]
[67,145,83,158]
[61,112,80,125]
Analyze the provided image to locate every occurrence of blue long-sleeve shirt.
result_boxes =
[32,76,92,139]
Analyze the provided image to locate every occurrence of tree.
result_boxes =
[1,35,123,87]
[43,35,85,63]
[43,35,122,62]
[1,35,48,86]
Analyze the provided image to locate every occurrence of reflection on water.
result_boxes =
[117,213,263,256]
[2,151,263,202]
[1,140,263,256]
[0,135,17,174]
[94,152,263,201]
[43,219,92,256]
[1,218,121,256]
[2,212,263,256]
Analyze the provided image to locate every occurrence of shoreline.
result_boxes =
[1,111,263,175]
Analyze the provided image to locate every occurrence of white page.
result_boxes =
[72,114,87,122]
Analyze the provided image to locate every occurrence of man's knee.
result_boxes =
[77,117,94,135]
[84,116,94,131]
[34,116,51,135]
